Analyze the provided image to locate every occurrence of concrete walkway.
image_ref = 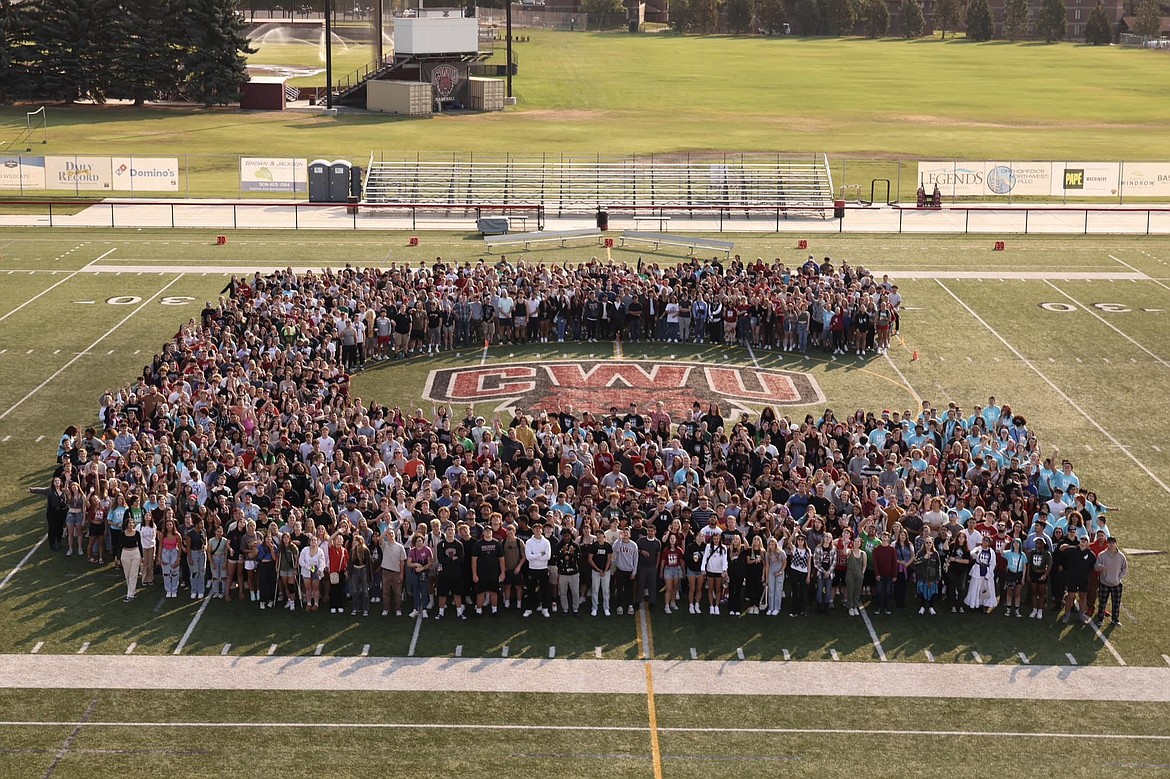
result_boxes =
[2,655,1168,701]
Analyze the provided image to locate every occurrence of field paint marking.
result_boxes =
[972,651,984,664]
[1066,653,1078,666]
[77,642,89,655]
[0,537,46,591]
[10,719,1169,742]
[221,644,231,656]
[736,647,745,661]
[0,247,114,325]
[638,603,654,659]
[360,644,370,657]
[1044,281,1170,369]
[1154,445,1163,452]
[407,614,423,657]
[2,436,9,443]
[172,593,210,655]
[690,647,698,660]
[314,644,324,656]
[882,351,923,405]
[0,274,185,422]
[1162,654,1170,667]
[614,338,624,360]
[549,646,556,659]
[479,341,489,366]
[31,642,43,654]
[1019,653,1030,664]
[455,645,463,658]
[924,650,934,663]
[35,435,44,443]
[858,607,888,662]
[782,649,790,661]
[267,644,277,656]
[644,664,664,779]
[1110,254,1170,292]
[125,643,136,655]
[938,280,1170,498]
[830,649,840,661]
[1088,620,1127,666]
[41,699,97,779]
[501,646,509,658]
[595,646,603,659]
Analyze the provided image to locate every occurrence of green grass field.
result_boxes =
[1,31,1168,198]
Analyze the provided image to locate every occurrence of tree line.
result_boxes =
[0,0,253,105]
[668,0,1165,44]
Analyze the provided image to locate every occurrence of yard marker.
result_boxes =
[501,646,509,658]
[1154,445,1163,452]
[314,644,324,656]
[938,281,1170,498]
[360,644,369,657]
[125,643,136,655]
[736,647,745,661]
[1018,652,1029,664]
[1103,357,1111,363]
[859,607,888,662]
[53,349,60,355]
[221,644,231,656]
[1047,357,1055,363]
[1162,654,1170,667]
[1084,445,1093,452]
[455,645,463,658]
[25,349,33,354]
[31,642,43,654]
[782,649,790,661]
[549,646,556,659]
[971,651,984,664]
[133,350,140,355]
[924,650,934,663]
[1065,653,1078,666]
[77,642,89,654]
[267,644,277,656]
[106,349,114,355]
[35,435,44,443]
[595,646,603,659]
[830,649,839,661]
[1076,357,1083,363]
[2,436,9,443]
[0,349,5,354]
[689,648,698,660]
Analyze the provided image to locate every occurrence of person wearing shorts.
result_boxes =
[1027,537,1051,619]
[660,532,684,615]
[473,531,504,614]
[1059,536,1096,625]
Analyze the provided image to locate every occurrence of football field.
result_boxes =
[1,228,1170,776]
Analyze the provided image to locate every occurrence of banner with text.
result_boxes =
[240,157,307,192]
[45,156,114,191]
[916,161,1167,198]
[0,156,46,190]
[1118,162,1170,198]
[111,157,180,192]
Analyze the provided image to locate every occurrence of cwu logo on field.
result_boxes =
[986,165,1016,195]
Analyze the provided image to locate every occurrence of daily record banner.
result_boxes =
[240,157,308,192]
[918,161,1170,198]
[0,156,178,191]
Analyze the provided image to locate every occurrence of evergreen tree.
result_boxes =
[0,0,34,103]
[670,0,696,31]
[727,0,756,33]
[796,0,823,33]
[694,0,719,32]
[1002,0,1029,40]
[178,0,254,106]
[829,0,856,34]
[1084,1,1113,41]
[26,0,119,103]
[935,0,961,38]
[1132,0,1161,36]
[900,0,925,36]
[112,0,182,105]
[757,0,787,33]
[1035,0,1066,40]
[866,0,890,35]
[966,0,994,39]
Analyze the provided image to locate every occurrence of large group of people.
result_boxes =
[31,256,1126,630]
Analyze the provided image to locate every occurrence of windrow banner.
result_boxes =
[240,158,308,192]
[917,161,1170,198]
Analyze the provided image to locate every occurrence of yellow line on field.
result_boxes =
[644,663,663,779]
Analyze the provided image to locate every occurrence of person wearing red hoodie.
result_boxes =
[872,532,898,615]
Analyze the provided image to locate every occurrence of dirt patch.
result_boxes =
[511,109,610,122]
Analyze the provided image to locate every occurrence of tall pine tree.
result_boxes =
[757,0,787,33]
[179,0,254,106]
[27,0,119,103]
[112,0,183,105]
[1035,0,1066,40]
[1084,1,1113,42]
[0,0,35,103]
[727,0,755,33]
[935,0,961,38]
[828,0,856,34]
[901,0,925,36]
[796,0,823,33]
[1002,0,1029,40]
[866,0,890,36]
[966,0,995,39]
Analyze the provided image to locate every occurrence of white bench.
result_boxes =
[484,227,603,252]
[633,215,672,231]
[619,231,734,258]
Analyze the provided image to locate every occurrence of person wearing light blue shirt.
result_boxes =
[982,397,1001,431]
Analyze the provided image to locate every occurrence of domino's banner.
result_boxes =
[111,157,180,192]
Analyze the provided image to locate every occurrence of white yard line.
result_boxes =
[882,352,923,405]
[1110,254,1170,293]
[172,595,211,655]
[1043,281,1170,369]
[0,249,114,325]
[407,615,423,657]
[937,280,1170,498]
[0,275,185,421]
[0,537,46,591]
[858,608,887,662]
[1088,620,1127,666]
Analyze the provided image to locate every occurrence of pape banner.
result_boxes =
[240,157,308,192]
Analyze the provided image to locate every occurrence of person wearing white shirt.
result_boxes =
[523,524,552,617]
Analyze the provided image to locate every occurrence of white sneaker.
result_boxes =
[522,609,533,618]
[918,607,925,615]
[604,608,611,617]
[591,608,598,617]
[541,609,550,618]
[421,611,428,618]
[409,609,419,618]
[66,550,73,556]
[664,605,671,614]
[929,607,937,615]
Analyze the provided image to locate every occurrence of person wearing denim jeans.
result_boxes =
[765,538,786,616]
[406,535,433,617]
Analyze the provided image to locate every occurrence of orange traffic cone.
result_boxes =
[911,350,919,362]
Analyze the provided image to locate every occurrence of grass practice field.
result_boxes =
[1,31,1169,198]
[2,229,1170,777]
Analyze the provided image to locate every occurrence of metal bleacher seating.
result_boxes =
[361,154,834,216]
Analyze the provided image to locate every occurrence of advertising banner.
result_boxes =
[916,161,1052,197]
[0,156,46,190]
[1050,162,1120,197]
[45,156,114,190]
[240,157,307,192]
[1118,162,1170,198]
[111,157,180,192]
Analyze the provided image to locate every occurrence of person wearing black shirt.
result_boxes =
[684,535,706,614]
[587,535,613,616]
[435,526,467,620]
[556,529,581,614]
[634,525,663,609]
[473,532,504,614]
[1060,536,1096,625]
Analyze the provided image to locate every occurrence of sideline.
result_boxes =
[0,274,185,421]
[2,656,1168,701]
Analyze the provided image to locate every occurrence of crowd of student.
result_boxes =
[30,258,1126,628]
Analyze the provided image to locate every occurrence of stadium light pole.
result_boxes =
[505,0,512,98]
[325,0,334,109]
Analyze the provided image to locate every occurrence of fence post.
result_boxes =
[965,209,969,234]
[48,202,53,227]
[233,205,237,230]
[295,204,299,230]
[1024,210,1029,235]
[1084,209,1089,235]
[110,203,115,228]
[1147,210,1151,236]
[898,208,903,234]
[171,204,175,229]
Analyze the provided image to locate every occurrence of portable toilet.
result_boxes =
[329,160,353,203]
[308,159,332,203]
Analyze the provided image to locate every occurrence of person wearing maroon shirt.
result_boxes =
[872,533,897,615]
